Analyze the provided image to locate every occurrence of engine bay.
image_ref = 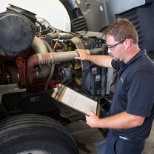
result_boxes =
[0,5,110,119]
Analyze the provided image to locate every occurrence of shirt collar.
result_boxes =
[126,49,147,65]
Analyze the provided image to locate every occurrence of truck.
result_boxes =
[0,0,153,153]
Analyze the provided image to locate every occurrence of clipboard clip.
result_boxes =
[52,84,65,100]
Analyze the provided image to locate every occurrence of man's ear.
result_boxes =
[125,38,131,48]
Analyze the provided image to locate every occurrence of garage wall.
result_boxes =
[0,0,71,31]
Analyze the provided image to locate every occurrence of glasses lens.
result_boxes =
[106,39,125,50]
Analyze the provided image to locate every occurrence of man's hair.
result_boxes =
[105,18,138,44]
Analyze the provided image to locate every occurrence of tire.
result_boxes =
[0,114,79,154]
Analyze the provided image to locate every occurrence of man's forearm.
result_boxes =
[96,112,144,129]
[86,55,113,68]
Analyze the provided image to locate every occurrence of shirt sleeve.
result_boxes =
[111,59,123,71]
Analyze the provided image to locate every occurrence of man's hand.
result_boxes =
[75,49,89,60]
[86,112,100,128]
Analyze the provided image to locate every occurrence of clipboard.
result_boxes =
[52,84,99,116]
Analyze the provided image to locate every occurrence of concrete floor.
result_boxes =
[66,120,154,154]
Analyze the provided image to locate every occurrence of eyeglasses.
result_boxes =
[106,39,126,50]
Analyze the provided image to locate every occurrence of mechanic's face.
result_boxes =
[106,35,126,61]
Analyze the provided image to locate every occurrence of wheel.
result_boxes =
[0,114,79,154]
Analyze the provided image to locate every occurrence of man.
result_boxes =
[75,18,154,154]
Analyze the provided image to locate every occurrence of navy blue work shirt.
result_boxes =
[110,49,154,140]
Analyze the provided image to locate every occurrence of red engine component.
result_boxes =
[0,48,53,92]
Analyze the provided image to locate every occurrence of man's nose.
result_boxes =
[107,48,111,54]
